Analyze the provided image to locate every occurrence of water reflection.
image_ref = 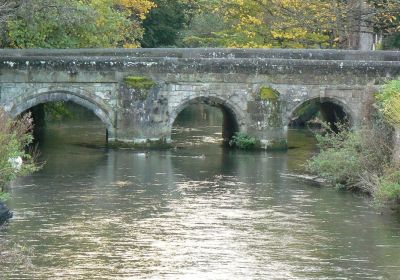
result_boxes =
[1,106,400,279]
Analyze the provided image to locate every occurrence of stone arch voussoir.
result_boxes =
[286,96,356,127]
[7,88,115,138]
[170,95,247,131]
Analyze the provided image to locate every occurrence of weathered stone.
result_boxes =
[0,48,399,150]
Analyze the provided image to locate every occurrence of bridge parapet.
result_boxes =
[1,48,400,61]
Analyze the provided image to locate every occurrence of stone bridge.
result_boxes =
[0,48,399,149]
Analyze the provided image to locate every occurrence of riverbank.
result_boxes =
[0,108,40,226]
[307,123,400,207]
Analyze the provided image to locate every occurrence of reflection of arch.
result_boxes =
[7,89,115,138]
[170,96,246,140]
[286,97,354,127]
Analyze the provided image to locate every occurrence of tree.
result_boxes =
[180,0,334,48]
[179,0,400,49]
[3,0,155,48]
[140,0,197,47]
[0,0,14,22]
[179,12,229,47]
[0,0,18,47]
[383,32,400,49]
[332,0,400,50]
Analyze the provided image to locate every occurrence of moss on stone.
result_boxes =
[260,87,280,101]
[258,87,282,127]
[124,76,155,90]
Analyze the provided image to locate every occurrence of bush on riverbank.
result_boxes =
[307,122,393,193]
[376,79,400,127]
[377,168,400,203]
[308,78,400,205]
[229,132,257,149]
[0,109,39,196]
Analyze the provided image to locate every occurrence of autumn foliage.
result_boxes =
[0,0,399,49]
[181,0,400,49]
[1,0,156,48]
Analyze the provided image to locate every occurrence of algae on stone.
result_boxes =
[123,76,156,101]
[124,76,155,90]
[260,86,280,101]
[257,86,282,127]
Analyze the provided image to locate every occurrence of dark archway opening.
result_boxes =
[289,99,350,131]
[22,101,108,149]
[172,101,239,148]
[287,98,351,153]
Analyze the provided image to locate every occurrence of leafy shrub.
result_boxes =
[0,109,40,194]
[307,124,363,188]
[307,121,393,194]
[229,132,257,150]
[377,168,400,203]
[376,78,400,126]
[0,192,10,202]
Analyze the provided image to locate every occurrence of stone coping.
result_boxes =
[1,49,399,76]
[0,48,399,61]
[1,56,399,73]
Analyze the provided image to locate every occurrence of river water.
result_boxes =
[1,105,400,279]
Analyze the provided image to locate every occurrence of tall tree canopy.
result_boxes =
[1,0,399,49]
[140,0,187,47]
[180,0,400,49]
[1,0,155,48]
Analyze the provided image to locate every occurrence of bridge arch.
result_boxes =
[286,96,355,128]
[170,96,247,141]
[6,89,116,139]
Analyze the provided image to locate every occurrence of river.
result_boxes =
[1,105,400,279]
